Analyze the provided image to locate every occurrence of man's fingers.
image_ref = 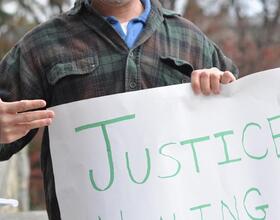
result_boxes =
[19,118,53,131]
[0,99,51,144]
[0,99,46,113]
[13,110,55,124]
[191,71,201,94]
[210,73,221,94]
[220,71,236,84]
[200,72,211,96]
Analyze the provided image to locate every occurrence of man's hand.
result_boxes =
[191,68,236,95]
[0,99,55,144]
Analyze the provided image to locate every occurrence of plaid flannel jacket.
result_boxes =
[0,0,238,219]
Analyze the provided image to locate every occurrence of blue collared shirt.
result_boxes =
[86,0,151,48]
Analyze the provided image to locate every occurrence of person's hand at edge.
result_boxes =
[0,99,55,144]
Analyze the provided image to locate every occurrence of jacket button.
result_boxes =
[129,52,134,58]
[182,78,189,83]
[129,81,137,89]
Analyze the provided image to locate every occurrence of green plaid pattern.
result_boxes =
[0,0,238,219]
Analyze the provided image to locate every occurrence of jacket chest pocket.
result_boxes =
[47,57,99,85]
[46,56,100,104]
[141,54,194,88]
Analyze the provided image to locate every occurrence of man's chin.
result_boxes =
[97,0,130,6]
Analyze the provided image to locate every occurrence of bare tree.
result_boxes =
[182,0,280,76]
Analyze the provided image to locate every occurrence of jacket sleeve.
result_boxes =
[0,42,45,161]
[203,37,239,79]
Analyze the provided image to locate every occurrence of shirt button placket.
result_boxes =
[125,50,139,91]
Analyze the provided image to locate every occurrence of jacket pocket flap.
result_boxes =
[160,56,194,75]
[47,56,99,85]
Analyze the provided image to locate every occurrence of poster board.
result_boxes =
[49,68,280,220]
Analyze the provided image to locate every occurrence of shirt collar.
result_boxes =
[137,0,151,23]
[71,0,151,24]
[78,0,163,50]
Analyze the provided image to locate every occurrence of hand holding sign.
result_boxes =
[191,68,236,95]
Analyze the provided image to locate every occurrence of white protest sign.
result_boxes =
[49,68,280,220]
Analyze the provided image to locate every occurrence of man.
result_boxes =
[0,0,237,219]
